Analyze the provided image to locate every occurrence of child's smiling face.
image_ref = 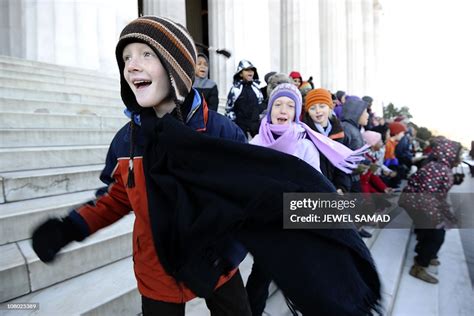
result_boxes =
[240,69,254,82]
[122,42,171,108]
[195,56,209,78]
[308,103,331,126]
[270,96,296,125]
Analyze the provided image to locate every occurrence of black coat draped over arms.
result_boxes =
[141,113,381,315]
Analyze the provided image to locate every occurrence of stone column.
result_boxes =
[319,0,348,92]
[0,0,136,72]
[346,0,365,95]
[35,0,56,63]
[142,0,186,26]
[0,0,25,57]
[362,0,375,95]
[281,0,321,87]
[208,0,236,112]
[54,0,77,66]
[373,0,383,99]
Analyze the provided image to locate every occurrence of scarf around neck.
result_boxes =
[315,119,332,137]
[252,120,368,173]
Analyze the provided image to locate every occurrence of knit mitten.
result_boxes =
[32,216,85,263]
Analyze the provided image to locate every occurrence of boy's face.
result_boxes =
[270,96,296,125]
[358,109,369,126]
[240,69,254,81]
[292,77,301,87]
[122,42,171,108]
[395,131,405,141]
[195,56,209,78]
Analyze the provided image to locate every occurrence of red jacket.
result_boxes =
[74,99,247,302]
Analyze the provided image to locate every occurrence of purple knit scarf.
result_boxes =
[252,120,369,173]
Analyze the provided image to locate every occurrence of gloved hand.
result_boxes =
[32,216,85,263]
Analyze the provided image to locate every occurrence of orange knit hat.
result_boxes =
[304,88,334,112]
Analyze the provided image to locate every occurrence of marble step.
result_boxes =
[0,111,127,129]
[0,86,121,105]
[0,145,108,173]
[369,210,412,315]
[1,128,117,147]
[391,230,474,316]
[0,97,124,116]
[3,257,139,315]
[0,165,104,203]
[0,56,119,83]
[0,78,119,99]
[0,190,96,245]
[0,243,30,302]
[0,68,119,90]
[1,215,134,305]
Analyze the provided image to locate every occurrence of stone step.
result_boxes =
[0,190,96,245]
[391,229,474,316]
[19,214,133,291]
[0,86,121,105]
[369,210,412,315]
[0,67,119,90]
[0,128,117,147]
[1,218,135,310]
[0,165,104,203]
[0,243,29,302]
[0,111,127,129]
[3,257,139,315]
[0,78,119,99]
[0,97,124,116]
[0,56,119,83]
[0,145,108,172]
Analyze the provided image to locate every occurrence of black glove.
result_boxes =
[32,216,85,263]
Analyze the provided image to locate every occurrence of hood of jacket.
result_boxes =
[342,97,367,127]
[233,59,259,82]
[431,137,461,168]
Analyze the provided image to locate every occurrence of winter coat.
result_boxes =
[302,113,351,192]
[193,77,219,112]
[384,138,399,166]
[360,152,388,193]
[142,114,381,315]
[72,89,247,303]
[225,80,263,135]
[399,137,460,227]
[341,98,367,151]
[372,123,388,142]
[341,98,368,182]
[395,134,414,167]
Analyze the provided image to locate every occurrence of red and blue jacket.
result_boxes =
[69,90,247,302]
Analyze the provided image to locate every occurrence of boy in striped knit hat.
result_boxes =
[31,16,250,315]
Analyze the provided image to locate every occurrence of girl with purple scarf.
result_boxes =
[246,83,368,315]
[250,83,367,174]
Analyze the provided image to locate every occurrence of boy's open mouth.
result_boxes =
[277,117,288,124]
[133,80,152,89]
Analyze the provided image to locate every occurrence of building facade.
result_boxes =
[0,0,383,108]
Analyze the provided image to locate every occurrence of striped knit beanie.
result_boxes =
[267,83,302,123]
[115,16,197,113]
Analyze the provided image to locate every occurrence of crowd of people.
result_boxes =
[29,15,465,316]
[216,59,463,287]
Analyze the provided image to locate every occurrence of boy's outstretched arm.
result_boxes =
[32,133,133,263]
